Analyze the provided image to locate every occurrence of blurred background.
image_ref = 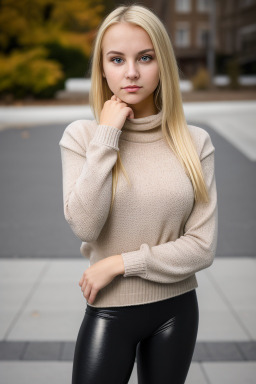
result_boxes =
[0,1,255,383]
[0,0,255,104]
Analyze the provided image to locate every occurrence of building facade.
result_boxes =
[216,0,256,74]
[113,0,256,77]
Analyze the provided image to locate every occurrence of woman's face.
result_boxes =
[101,22,160,117]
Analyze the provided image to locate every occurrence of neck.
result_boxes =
[121,109,163,143]
[128,104,159,119]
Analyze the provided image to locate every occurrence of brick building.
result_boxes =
[113,0,256,78]
[216,0,256,74]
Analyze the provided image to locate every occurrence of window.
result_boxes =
[176,24,190,47]
[175,0,191,13]
[197,0,211,12]
[238,24,256,53]
[197,27,210,48]
[225,31,233,53]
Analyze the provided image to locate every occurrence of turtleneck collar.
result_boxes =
[121,109,163,143]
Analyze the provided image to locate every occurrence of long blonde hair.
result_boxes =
[88,3,209,214]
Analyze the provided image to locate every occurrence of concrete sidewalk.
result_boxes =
[0,100,256,161]
[0,100,255,383]
[0,258,256,383]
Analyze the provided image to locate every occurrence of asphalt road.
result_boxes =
[0,115,255,258]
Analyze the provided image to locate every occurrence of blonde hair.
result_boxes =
[88,3,209,214]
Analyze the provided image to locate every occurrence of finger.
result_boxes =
[83,284,90,300]
[88,287,98,305]
[126,108,134,119]
[82,280,87,292]
[130,110,134,119]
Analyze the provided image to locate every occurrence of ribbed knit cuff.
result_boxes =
[91,125,122,150]
[121,249,147,278]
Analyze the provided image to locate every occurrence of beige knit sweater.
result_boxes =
[59,109,218,308]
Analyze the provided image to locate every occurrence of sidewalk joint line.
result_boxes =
[205,268,252,340]
[200,362,212,384]
[3,261,51,340]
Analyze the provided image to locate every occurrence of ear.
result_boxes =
[102,72,106,78]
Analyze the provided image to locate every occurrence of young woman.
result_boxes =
[59,4,218,384]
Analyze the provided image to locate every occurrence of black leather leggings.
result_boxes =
[72,289,199,384]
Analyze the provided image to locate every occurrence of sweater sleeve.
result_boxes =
[59,120,122,242]
[121,131,218,284]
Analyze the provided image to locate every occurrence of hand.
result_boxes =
[79,255,125,305]
[99,95,134,131]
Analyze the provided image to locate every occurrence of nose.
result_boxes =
[125,60,139,79]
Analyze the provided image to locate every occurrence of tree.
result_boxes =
[0,0,109,98]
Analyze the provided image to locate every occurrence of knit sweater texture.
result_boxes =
[59,109,218,308]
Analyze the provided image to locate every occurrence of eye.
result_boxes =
[141,55,153,62]
[111,57,123,64]
[110,55,153,64]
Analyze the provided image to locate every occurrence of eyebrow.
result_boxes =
[106,49,155,56]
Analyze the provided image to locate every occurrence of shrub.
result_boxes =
[191,67,210,90]
[226,58,241,89]
[0,47,64,99]
[44,42,90,78]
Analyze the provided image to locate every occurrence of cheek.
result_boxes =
[107,68,120,80]
[144,67,160,88]
[103,63,120,79]
[105,71,122,91]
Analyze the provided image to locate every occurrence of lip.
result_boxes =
[123,86,142,89]
[123,86,142,92]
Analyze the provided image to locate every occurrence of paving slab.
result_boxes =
[0,361,208,384]
[0,105,92,130]
[196,270,229,310]
[3,340,256,362]
[60,342,76,361]
[0,260,49,339]
[3,361,255,384]
[1,258,255,342]
[0,361,73,384]
[0,259,48,281]
[207,258,256,340]
[197,308,250,341]
[184,100,256,161]
[186,363,208,384]
[202,361,256,384]
[22,341,63,361]
[0,341,26,360]
[195,269,249,341]
[236,310,256,340]
[6,309,84,341]
[199,342,244,361]
[238,341,256,361]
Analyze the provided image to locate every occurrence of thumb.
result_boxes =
[128,109,134,119]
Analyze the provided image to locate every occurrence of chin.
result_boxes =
[122,95,143,101]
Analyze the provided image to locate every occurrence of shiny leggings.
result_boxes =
[72,289,199,384]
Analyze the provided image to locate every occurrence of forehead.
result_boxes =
[102,23,153,53]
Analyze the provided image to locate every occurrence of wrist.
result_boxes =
[110,255,125,276]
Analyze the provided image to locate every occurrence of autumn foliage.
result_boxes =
[0,0,111,99]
